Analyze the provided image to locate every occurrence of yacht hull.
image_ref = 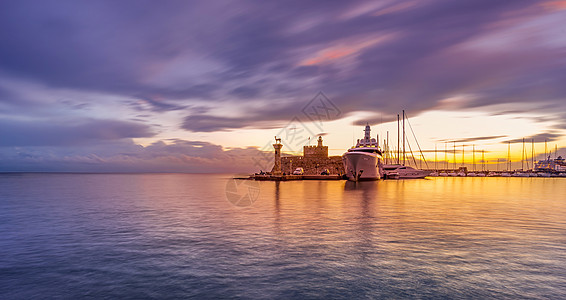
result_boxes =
[381,164,430,179]
[342,152,380,181]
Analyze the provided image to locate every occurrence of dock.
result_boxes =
[252,174,343,181]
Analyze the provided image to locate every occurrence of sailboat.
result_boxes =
[477,150,486,177]
[514,138,530,177]
[380,110,430,179]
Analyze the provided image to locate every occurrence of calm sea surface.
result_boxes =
[1,174,566,299]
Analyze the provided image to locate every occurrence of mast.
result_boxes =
[481,149,485,172]
[402,110,406,166]
[507,142,511,171]
[545,139,548,160]
[472,144,475,172]
[434,143,438,172]
[521,138,525,171]
[445,142,447,170]
[453,141,456,170]
[462,144,465,168]
[397,114,400,165]
[386,131,389,164]
[531,139,534,171]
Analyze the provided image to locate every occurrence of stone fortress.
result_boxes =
[271,136,344,175]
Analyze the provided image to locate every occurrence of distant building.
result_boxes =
[279,136,344,175]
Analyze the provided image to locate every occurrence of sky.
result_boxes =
[1,0,566,172]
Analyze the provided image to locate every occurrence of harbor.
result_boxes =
[248,118,566,181]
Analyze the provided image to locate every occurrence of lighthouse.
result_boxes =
[272,137,283,175]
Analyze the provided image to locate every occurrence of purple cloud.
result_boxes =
[1,0,565,171]
[0,139,265,173]
[504,132,562,144]
[0,119,155,146]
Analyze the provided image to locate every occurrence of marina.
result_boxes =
[249,111,565,181]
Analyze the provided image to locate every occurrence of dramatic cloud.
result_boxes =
[504,132,563,144]
[1,0,565,171]
[0,119,155,146]
[0,139,266,173]
[439,135,508,143]
[182,115,252,133]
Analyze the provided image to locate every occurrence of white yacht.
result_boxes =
[381,164,431,179]
[342,124,383,181]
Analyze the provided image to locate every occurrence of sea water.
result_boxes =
[1,173,566,298]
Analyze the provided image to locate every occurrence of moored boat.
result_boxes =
[342,124,383,181]
[381,164,430,179]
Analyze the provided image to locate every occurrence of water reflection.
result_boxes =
[3,174,566,299]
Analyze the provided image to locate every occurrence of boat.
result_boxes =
[379,109,431,179]
[385,170,400,179]
[342,124,383,181]
[467,172,477,177]
[439,172,448,176]
[535,155,566,175]
[381,164,431,179]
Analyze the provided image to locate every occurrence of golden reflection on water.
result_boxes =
[108,174,565,296]
[3,174,564,298]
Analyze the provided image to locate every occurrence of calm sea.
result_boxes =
[1,173,566,299]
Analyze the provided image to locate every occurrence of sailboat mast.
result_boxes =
[445,142,447,170]
[435,144,437,171]
[507,142,511,171]
[545,139,548,160]
[386,131,389,165]
[462,144,464,168]
[453,141,456,170]
[473,144,475,172]
[521,138,525,171]
[481,149,485,172]
[531,139,534,171]
[397,114,400,165]
[402,110,405,166]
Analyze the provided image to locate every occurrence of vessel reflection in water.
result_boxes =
[342,124,383,181]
